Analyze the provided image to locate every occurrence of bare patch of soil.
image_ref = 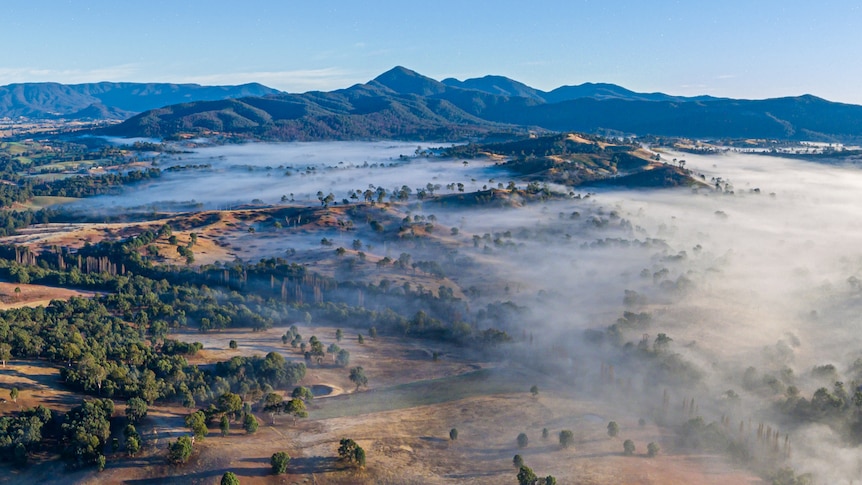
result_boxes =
[0,281,97,310]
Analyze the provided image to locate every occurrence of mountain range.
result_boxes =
[7,67,862,142]
[0,82,279,119]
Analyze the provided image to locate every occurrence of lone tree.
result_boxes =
[229,340,238,349]
[336,348,351,367]
[336,328,343,342]
[530,385,539,397]
[542,428,549,440]
[513,454,524,468]
[559,430,574,449]
[168,435,193,464]
[647,442,660,457]
[623,439,635,456]
[220,471,240,485]
[10,387,18,403]
[349,366,368,390]
[271,451,290,474]
[517,432,529,448]
[338,438,366,468]
[607,421,620,438]
[450,428,458,441]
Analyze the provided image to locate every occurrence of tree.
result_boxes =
[97,454,106,472]
[220,471,240,485]
[218,392,243,417]
[336,328,343,342]
[285,398,308,425]
[654,333,673,352]
[327,343,341,361]
[623,439,635,456]
[220,415,230,437]
[286,386,309,402]
[262,392,284,424]
[309,336,325,364]
[542,428,549,440]
[0,342,10,367]
[185,410,208,439]
[607,421,619,438]
[335,348,350,367]
[647,442,660,457]
[168,435,193,464]
[271,451,290,474]
[542,477,557,485]
[369,326,377,339]
[243,413,259,434]
[513,454,524,468]
[517,432,529,448]
[229,340,238,349]
[78,354,108,395]
[349,366,368,390]
[354,446,366,467]
[357,333,365,344]
[125,397,148,424]
[530,385,539,398]
[517,465,538,485]
[126,435,141,456]
[559,430,574,448]
[124,424,141,456]
[450,428,458,441]
[338,438,366,467]
[10,387,18,403]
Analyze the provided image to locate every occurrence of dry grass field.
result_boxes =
[0,318,761,485]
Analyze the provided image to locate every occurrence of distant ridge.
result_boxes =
[0,82,281,119]
[443,75,721,103]
[100,66,862,142]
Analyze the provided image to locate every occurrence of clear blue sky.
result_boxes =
[3,1,861,103]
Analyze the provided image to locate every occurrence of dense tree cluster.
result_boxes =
[0,405,53,466]
[61,399,114,469]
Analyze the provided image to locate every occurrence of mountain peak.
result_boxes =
[371,66,447,96]
[442,75,545,101]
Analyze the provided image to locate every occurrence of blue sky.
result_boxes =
[3,1,862,103]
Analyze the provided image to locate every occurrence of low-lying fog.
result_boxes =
[440,150,862,483]
[74,140,862,481]
[73,141,502,211]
